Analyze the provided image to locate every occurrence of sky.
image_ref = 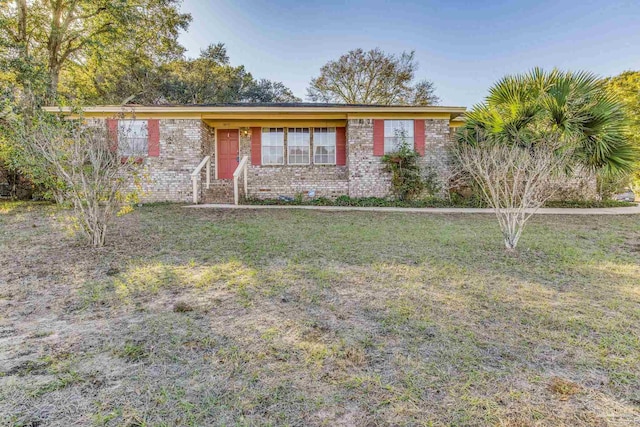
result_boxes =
[178,0,640,107]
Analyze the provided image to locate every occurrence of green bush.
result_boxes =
[543,199,636,208]
[244,195,635,209]
[422,163,442,196]
[245,195,487,208]
[381,139,424,201]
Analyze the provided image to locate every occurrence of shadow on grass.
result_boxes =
[3,203,640,425]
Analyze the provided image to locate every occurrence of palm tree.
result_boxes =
[458,68,638,176]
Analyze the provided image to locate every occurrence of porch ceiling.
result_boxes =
[202,110,458,128]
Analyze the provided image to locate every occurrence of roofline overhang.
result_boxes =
[43,105,465,113]
[42,104,466,119]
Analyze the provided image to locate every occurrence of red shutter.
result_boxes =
[373,119,384,156]
[147,119,160,157]
[336,127,346,165]
[414,119,425,156]
[251,127,261,165]
[107,119,118,152]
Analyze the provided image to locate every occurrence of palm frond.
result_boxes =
[462,68,639,177]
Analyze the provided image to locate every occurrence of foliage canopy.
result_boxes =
[604,70,640,189]
[0,0,299,105]
[307,48,439,105]
[458,68,638,177]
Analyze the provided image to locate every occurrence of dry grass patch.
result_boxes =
[0,201,639,426]
[549,376,582,400]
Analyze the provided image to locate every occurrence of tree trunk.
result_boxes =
[90,221,107,247]
[504,236,518,251]
[16,0,28,51]
[48,66,60,101]
[46,1,64,102]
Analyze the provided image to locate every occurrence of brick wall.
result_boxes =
[105,118,461,202]
[553,169,598,200]
[126,119,457,202]
[447,125,598,200]
[421,119,453,196]
[104,118,201,203]
[238,128,349,199]
[95,117,599,203]
[347,118,453,198]
[347,119,390,197]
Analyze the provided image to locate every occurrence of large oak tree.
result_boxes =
[0,0,191,102]
[0,2,300,105]
[68,43,301,105]
[153,44,300,104]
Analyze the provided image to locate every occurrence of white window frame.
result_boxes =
[118,119,148,156]
[313,127,337,165]
[287,128,311,165]
[383,120,414,154]
[261,127,285,165]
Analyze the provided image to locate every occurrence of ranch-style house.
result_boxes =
[44,103,594,204]
[45,103,466,204]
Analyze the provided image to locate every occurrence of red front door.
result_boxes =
[217,129,239,179]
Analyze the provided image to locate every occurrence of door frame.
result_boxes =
[216,128,240,180]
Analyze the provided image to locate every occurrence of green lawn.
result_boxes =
[0,202,639,426]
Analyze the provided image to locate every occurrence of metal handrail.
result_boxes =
[190,156,211,204]
[232,155,249,205]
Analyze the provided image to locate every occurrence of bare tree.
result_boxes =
[15,114,143,247]
[454,134,572,250]
[307,48,439,105]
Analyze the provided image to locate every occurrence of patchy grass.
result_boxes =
[0,202,639,426]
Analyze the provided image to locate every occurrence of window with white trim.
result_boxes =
[261,128,285,165]
[287,128,310,165]
[313,128,336,165]
[383,120,414,153]
[118,120,148,156]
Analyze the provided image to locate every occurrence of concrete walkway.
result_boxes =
[186,203,640,215]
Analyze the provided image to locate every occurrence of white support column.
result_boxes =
[243,164,248,195]
[192,176,198,204]
[191,155,211,205]
[206,158,211,189]
[232,155,248,206]
[233,176,239,205]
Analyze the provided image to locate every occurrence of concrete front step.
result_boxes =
[202,180,234,204]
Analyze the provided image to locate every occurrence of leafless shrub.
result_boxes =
[454,133,572,250]
[16,114,144,247]
[439,152,470,200]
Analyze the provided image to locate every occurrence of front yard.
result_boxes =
[0,202,639,426]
